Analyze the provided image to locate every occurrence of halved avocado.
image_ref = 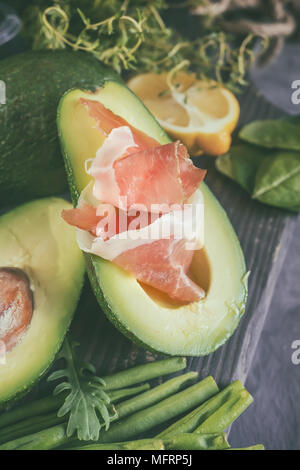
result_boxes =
[0,198,85,405]
[58,81,247,356]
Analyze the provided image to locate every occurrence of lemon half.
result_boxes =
[128,72,240,156]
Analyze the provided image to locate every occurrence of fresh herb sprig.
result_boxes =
[47,337,115,441]
[16,0,265,92]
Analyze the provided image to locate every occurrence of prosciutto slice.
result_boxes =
[74,188,205,303]
[87,126,206,212]
[62,101,206,303]
[115,238,203,303]
[81,98,159,150]
[62,201,156,241]
[115,140,206,211]
[62,202,100,237]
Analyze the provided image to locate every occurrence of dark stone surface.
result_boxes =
[230,43,300,450]
[230,225,300,449]
[0,26,299,450]
[250,43,300,115]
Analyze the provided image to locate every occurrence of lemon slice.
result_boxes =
[127,72,240,156]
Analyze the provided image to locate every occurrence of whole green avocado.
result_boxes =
[0,50,120,206]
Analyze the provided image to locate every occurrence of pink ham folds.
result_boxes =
[80,98,159,150]
[114,141,205,212]
[62,102,207,303]
[86,126,206,212]
[115,239,201,303]
[73,190,205,302]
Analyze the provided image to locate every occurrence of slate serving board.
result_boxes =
[66,84,298,390]
[1,10,298,447]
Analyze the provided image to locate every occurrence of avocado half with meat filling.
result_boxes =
[58,81,247,356]
[0,198,85,405]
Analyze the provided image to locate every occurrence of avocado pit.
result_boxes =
[0,268,33,352]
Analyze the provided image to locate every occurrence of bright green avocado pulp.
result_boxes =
[58,81,247,356]
[0,198,85,405]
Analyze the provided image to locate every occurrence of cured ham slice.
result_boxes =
[81,98,159,150]
[62,102,207,303]
[87,126,136,210]
[87,126,206,212]
[75,190,204,302]
[114,239,204,303]
[114,141,206,211]
[62,201,156,241]
[75,195,203,259]
[62,202,100,237]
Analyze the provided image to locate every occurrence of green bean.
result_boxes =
[0,373,202,450]
[0,412,64,445]
[95,376,219,444]
[0,355,185,429]
[0,383,149,433]
[163,432,229,450]
[0,424,69,450]
[115,372,199,420]
[108,383,150,404]
[0,379,163,446]
[157,380,242,438]
[194,388,253,434]
[0,357,185,437]
[0,373,196,450]
[69,439,165,450]
[0,395,64,429]
[59,372,199,448]
[102,357,186,390]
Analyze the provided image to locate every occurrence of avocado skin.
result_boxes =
[0,50,120,207]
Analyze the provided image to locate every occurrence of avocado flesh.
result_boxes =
[58,81,247,356]
[0,198,85,405]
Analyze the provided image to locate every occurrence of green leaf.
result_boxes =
[253,151,300,211]
[216,144,271,193]
[239,116,300,151]
[216,143,300,212]
[215,153,234,180]
[48,338,116,441]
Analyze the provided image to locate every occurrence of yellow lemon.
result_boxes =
[127,72,240,156]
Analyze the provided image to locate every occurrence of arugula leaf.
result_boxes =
[239,116,300,151]
[48,338,117,441]
[253,151,300,210]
